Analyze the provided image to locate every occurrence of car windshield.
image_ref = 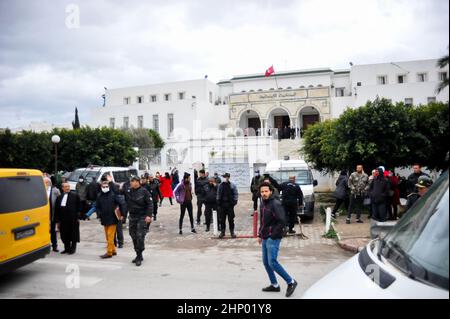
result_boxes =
[380,170,449,291]
[67,169,84,182]
[83,170,101,183]
[266,169,313,185]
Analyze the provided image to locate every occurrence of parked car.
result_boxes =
[302,170,449,299]
[67,166,138,190]
[265,158,318,220]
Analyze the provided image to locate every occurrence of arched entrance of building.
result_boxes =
[268,107,291,139]
[298,106,320,137]
[238,109,262,136]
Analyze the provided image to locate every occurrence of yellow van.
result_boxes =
[0,169,50,275]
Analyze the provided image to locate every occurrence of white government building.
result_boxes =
[89,58,449,191]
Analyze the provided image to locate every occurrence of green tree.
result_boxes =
[122,128,165,149]
[0,127,139,172]
[301,119,341,173]
[301,98,449,173]
[72,107,80,129]
[409,102,449,170]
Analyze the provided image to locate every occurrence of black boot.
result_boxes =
[135,252,143,266]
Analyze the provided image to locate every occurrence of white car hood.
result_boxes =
[301,245,449,299]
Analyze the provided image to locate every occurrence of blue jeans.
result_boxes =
[262,238,293,285]
[86,201,96,218]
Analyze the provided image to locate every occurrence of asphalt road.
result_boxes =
[0,194,353,299]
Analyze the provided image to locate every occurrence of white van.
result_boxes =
[264,159,318,220]
[67,166,138,190]
[302,170,449,299]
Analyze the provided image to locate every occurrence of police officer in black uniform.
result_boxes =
[406,175,433,212]
[280,176,304,234]
[124,175,153,266]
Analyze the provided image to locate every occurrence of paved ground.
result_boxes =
[0,194,353,299]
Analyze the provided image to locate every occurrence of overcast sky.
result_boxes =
[0,0,448,129]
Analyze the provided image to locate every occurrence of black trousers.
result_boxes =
[348,194,364,219]
[160,197,173,205]
[50,220,58,248]
[283,203,298,231]
[115,220,124,246]
[204,203,217,227]
[252,197,259,211]
[219,203,235,233]
[331,198,346,215]
[152,200,158,217]
[63,241,77,253]
[129,216,147,254]
[179,200,194,230]
[197,198,206,223]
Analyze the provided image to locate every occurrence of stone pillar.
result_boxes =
[293,117,299,139]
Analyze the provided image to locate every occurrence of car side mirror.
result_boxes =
[313,180,318,187]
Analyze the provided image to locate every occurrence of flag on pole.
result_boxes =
[265,65,274,77]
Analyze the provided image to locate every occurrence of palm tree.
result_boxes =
[436,50,449,93]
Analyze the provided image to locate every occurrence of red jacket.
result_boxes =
[159,176,173,198]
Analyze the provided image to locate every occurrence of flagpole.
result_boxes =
[274,74,279,90]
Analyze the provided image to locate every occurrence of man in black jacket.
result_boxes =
[195,169,209,225]
[217,173,238,238]
[280,176,304,234]
[369,168,388,222]
[96,180,127,258]
[124,175,153,266]
[148,174,162,221]
[258,182,298,297]
[204,177,218,232]
[250,170,264,216]
[85,176,100,219]
[406,164,430,195]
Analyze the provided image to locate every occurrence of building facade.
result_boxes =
[89,58,449,190]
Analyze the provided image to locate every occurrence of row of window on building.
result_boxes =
[109,114,174,136]
[375,71,448,86]
[123,91,215,105]
[384,96,437,107]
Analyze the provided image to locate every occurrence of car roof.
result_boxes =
[0,168,43,177]
[265,160,309,170]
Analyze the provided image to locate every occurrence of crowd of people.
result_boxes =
[330,163,434,223]
[41,162,435,297]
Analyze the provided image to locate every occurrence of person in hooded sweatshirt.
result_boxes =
[174,172,197,235]
[258,182,298,298]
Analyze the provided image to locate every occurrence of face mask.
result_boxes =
[79,178,84,183]
[101,187,109,193]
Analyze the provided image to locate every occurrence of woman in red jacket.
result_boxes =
[159,172,174,206]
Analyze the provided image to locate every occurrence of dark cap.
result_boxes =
[222,173,230,178]
[416,176,433,188]
[130,175,140,182]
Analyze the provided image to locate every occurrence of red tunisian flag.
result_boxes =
[265,65,274,76]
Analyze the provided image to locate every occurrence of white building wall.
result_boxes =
[88,58,449,191]
[351,59,449,106]
[230,72,333,93]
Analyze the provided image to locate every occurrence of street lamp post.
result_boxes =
[51,135,60,177]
